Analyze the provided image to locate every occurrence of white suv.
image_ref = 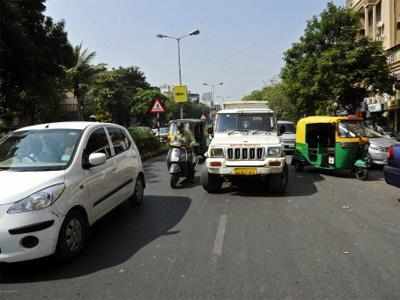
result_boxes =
[202,102,288,193]
[0,122,145,263]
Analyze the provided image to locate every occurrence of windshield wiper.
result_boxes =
[227,129,249,135]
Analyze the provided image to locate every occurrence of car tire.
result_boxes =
[132,176,145,206]
[201,169,223,193]
[269,165,289,194]
[55,209,88,261]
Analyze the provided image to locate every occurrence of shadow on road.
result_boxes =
[143,156,166,184]
[1,194,191,283]
[219,167,324,198]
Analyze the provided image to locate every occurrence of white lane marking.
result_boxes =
[213,214,228,256]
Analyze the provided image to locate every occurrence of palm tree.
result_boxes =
[67,43,104,120]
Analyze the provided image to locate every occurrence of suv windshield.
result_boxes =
[338,121,366,138]
[0,129,82,171]
[215,113,275,133]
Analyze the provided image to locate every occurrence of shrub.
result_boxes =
[128,126,161,155]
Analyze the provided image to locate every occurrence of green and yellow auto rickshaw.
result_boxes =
[294,116,370,180]
[168,119,208,156]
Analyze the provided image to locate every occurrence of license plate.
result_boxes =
[233,168,257,175]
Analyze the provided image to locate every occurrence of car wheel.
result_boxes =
[56,210,88,261]
[269,165,289,194]
[132,176,145,206]
[201,169,223,193]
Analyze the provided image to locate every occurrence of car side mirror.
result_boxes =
[88,153,106,167]
[207,127,214,135]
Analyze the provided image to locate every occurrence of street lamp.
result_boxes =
[203,82,224,107]
[157,29,200,119]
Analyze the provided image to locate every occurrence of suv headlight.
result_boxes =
[210,148,224,158]
[7,184,65,214]
[267,147,282,157]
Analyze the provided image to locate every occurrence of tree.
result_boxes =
[86,66,150,126]
[131,88,170,126]
[281,2,394,116]
[0,0,74,124]
[243,82,297,121]
[66,44,105,119]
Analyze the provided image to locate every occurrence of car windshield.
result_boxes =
[215,113,275,133]
[338,121,366,138]
[279,123,295,134]
[0,129,82,171]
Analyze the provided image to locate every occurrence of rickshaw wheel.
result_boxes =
[294,160,304,172]
[354,167,368,181]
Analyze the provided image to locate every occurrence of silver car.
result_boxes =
[366,128,398,165]
[278,121,296,155]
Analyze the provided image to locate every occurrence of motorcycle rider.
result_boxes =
[173,123,196,181]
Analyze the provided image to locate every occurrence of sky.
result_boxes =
[45,0,345,102]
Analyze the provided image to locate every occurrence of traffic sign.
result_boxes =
[150,99,165,113]
[173,85,188,103]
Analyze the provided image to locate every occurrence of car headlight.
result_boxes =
[210,148,224,158]
[7,184,65,214]
[267,147,282,157]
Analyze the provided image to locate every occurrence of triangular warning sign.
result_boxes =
[150,99,165,113]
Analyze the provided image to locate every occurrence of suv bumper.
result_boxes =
[206,158,285,175]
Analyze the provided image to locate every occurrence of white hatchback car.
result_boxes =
[0,122,145,263]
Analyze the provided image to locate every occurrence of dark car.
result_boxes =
[384,145,400,188]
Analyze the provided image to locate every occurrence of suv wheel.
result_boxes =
[269,165,289,194]
[201,169,223,193]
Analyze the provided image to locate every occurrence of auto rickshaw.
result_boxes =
[294,116,370,180]
[168,119,208,157]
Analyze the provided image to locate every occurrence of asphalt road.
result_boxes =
[2,157,400,300]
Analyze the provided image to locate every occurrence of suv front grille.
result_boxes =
[227,147,264,160]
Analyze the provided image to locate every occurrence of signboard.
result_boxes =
[150,99,165,113]
[368,103,383,113]
[173,85,188,103]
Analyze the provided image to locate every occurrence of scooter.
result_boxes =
[167,142,197,188]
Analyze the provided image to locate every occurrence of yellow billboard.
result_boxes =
[173,85,188,103]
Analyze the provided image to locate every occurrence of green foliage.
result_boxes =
[86,67,150,126]
[281,2,394,116]
[128,126,161,155]
[131,88,169,125]
[242,82,297,121]
[0,0,74,123]
[66,44,105,119]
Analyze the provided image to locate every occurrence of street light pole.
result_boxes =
[157,30,200,119]
[203,82,224,108]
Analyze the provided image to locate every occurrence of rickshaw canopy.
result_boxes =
[296,116,364,144]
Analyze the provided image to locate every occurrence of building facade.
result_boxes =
[348,0,400,131]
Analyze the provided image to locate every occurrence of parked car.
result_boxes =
[384,145,400,188]
[0,122,145,263]
[278,121,296,156]
[365,128,398,165]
